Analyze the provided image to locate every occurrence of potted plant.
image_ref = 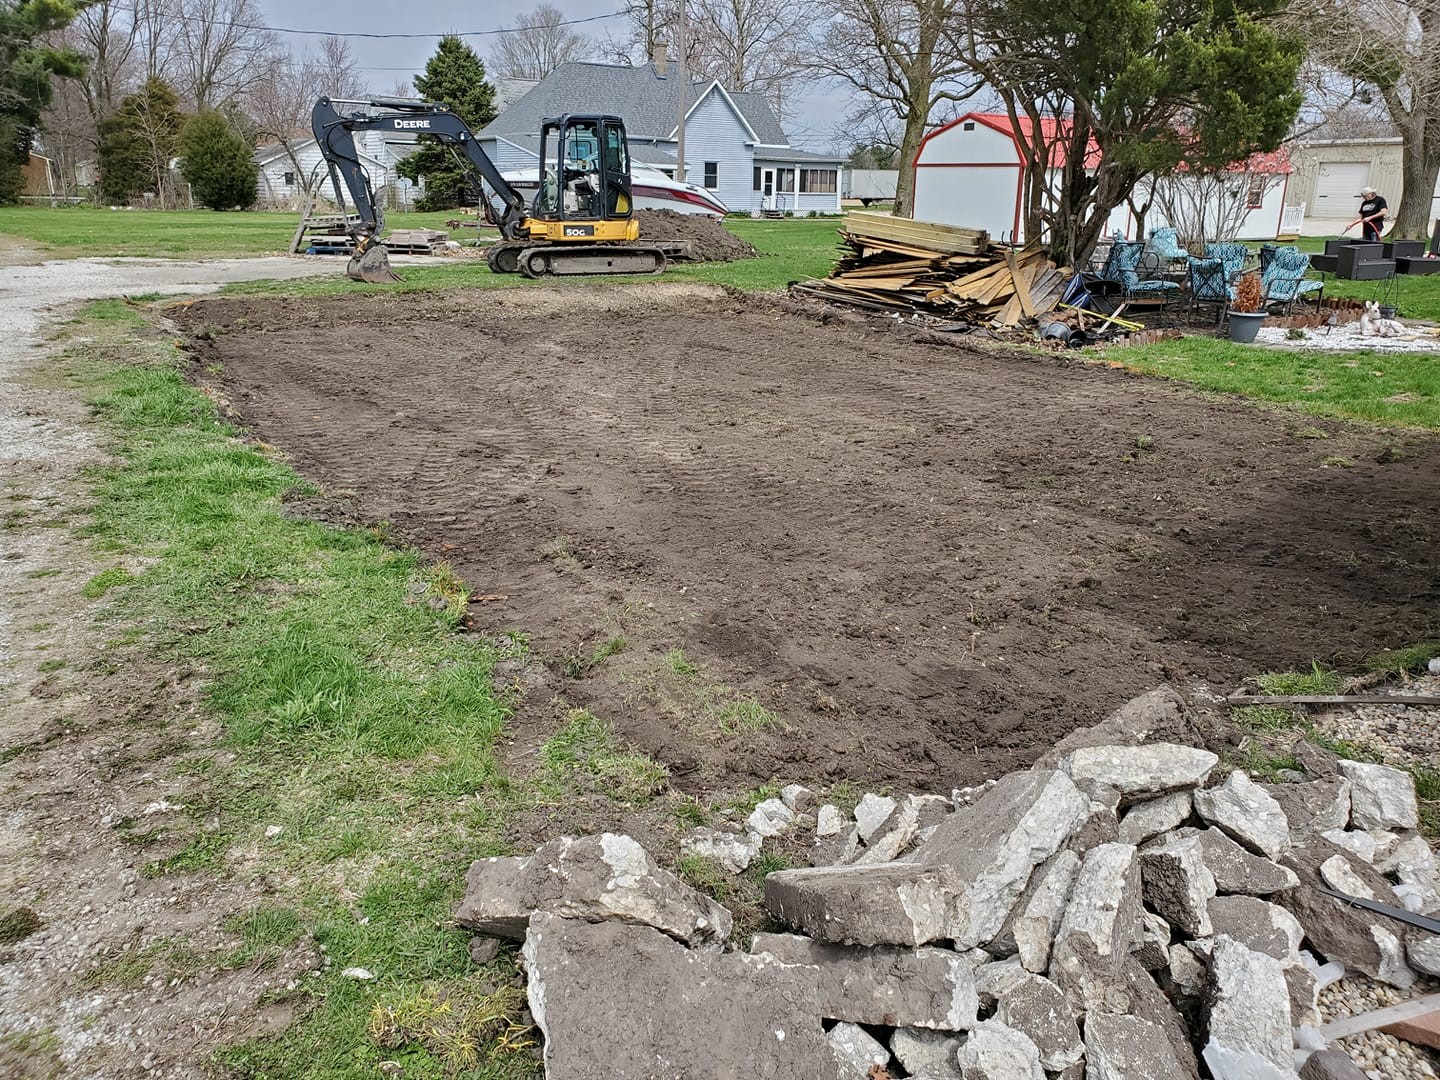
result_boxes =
[1227,272,1267,343]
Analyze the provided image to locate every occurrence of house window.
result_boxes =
[283,171,295,187]
[799,168,837,194]
[753,166,762,191]
[963,121,976,131]
[777,168,795,193]
[703,161,718,189]
[1245,173,1266,209]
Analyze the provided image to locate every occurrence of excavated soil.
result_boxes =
[636,209,757,261]
[175,283,1440,794]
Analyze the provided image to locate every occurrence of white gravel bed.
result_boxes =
[1319,973,1440,1079]
[1254,321,1440,353]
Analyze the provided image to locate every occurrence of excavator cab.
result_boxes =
[533,115,634,224]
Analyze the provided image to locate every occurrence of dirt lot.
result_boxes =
[177,283,1440,793]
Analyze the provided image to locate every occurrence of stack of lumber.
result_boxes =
[795,212,1071,327]
[382,229,450,255]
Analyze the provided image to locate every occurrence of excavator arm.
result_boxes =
[310,96,528,281]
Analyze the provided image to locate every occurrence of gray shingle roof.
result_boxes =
[492,131,676,167]
[478,61,795,147]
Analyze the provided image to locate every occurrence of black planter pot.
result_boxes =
[1227,310,1268,343]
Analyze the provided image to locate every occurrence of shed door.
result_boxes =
[1315,162,1368,213]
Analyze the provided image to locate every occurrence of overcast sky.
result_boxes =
[253,0,851,151]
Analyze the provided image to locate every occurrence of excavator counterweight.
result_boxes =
[310,97,666,282]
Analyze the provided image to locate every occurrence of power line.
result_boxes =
[112,5,627,40]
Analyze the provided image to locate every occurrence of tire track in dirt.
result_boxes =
[181,284,1440,793]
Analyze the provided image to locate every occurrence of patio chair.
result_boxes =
[1186,256,1229,324]
[1261,248,1325,313]
[1099,239,1137,284]
[1258,243,1296,275]
[1113,241,1181,303]
[1148,226,1188,267]
[1205,242,1249,284]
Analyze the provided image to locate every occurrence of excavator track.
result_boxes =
[487,242,667,278]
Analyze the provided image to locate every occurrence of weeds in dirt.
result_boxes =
[562,633,627,678]
[715,696,782,734]
[539,708,669,802]
[1290,426,1330,439]
[664,647,698,678]
[1254,663,1342,697]
[225,905,305,968]
[81,566,133,598]
[750,852,793,882]
[1322,455,1356,468]
[367,979,538,1075]
[1225,743,1303,782]
[1133,434,1154,451]
[1232,705,1298,733]
[674,797,709,827]
[0,905,42,944]
[677,852,735,903]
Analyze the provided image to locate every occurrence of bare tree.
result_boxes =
[133,0,176,79]
[689,0,798,109]
[246,37,364,200]
[490,4,594,81]
[1286,0,1440,238]
[804,0,981,216]
[1152,170,1284,248]
[171,0,278,110]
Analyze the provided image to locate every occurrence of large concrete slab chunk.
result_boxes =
[854,793,898,842]
[1205,935,1294,1074]
[522,913,844,1079]
[1118,791,1192,846]
[957,1019,1045,1080]
[748,797,796,839]
[1061,743,1218,796]
[1261,778,1351,836]
[892,1027,963,1078]
[1190,827,1299,895]
[917,769,1089,949]
[1038,685,1195,766]
[751,932,978,1030]
[1086,1013,1191,1080]
[456,833,731,947]
[1051,843,1141,1006]
[764,861,957,946]
[995,974,1083,1071]
[1194,770,1291,859]
[1011,850,1081,973]
[1207,895,1303,964]
[1139,834,1216,937]
[1339,760,1418,831]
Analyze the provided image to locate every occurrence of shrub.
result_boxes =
[179,112,256,210]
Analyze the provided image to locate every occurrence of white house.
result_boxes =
[255,128,421,211]
[477,59,844,215]
[912,111,1293,245]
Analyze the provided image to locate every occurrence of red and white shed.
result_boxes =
[911,111,1294,243]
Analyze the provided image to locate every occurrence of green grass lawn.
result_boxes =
[0,206,464,258]
[1116,336,1440,429]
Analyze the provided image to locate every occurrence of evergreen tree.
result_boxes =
[396,35,497,211]
[0,0,87,202]
[179,111,257,209]
[97,77,184,204]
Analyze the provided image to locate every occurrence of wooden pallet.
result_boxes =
[842,211,989,257]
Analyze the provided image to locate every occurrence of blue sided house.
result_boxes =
[476,59,844,216]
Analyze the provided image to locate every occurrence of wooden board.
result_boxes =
[843,212,989,256]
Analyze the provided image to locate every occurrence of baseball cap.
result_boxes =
[1361,186,1377,195]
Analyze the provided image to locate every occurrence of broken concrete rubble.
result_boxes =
[957,1019,1045,1080]
[891,1027,962,1078]
[1206,895,1303,963]
[1139,833,1216,937]
[747,797,795,838]
[781,783,816,812]
[751,932,979,1030]
[852,796,920,865]
[1117,790,1192,846]
[1339,760,1418,831]
[1205,935,1295,1074]
[1061,742,1219,796]
[1038,685,1195,765]
[828,1022,889,1075]
[1085,1013,1191,1080]
[1009,850,1081,973]
[1194,770,1292,860]
[816,803,846,837]
[680,826,760,873]
[455,833,731,947]
[1319,853,1376,900]
[1135,910,1172,970]
[765,860,958,946]
[522,913,845,1080]
[1190,826,1299,895]
[1050,842,1142,1009]
[994,973,1083,1071]
[1261,778,1351,837]
[854,793,898,842]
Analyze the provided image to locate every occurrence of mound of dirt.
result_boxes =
[637,209,757,262]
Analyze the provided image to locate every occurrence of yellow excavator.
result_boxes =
[311,96,669,283]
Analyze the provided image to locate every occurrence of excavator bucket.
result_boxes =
[346,239,401,284]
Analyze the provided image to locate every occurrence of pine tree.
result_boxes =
[396,35,497,211]
[0,0,87,202]
[180,111,257,209]
[97,77,184,204]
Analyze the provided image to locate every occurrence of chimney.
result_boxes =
[652,41,668,77]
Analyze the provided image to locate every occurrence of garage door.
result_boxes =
[1315,162,1369,214]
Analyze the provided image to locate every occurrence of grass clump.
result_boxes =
[1233,705,1298,733]
[1227,743,1303,782]
[1365,641,1440,678]
[715,696,782,734]
[225,905,305,968]
[367,980,537,1075]
[1255,663,1342,697]
[0,905,42,944]
[81,566,134,598]
[539,708,668,802]
[563,633,627,678]
[664,647,698,678]
[677,852,735,903]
